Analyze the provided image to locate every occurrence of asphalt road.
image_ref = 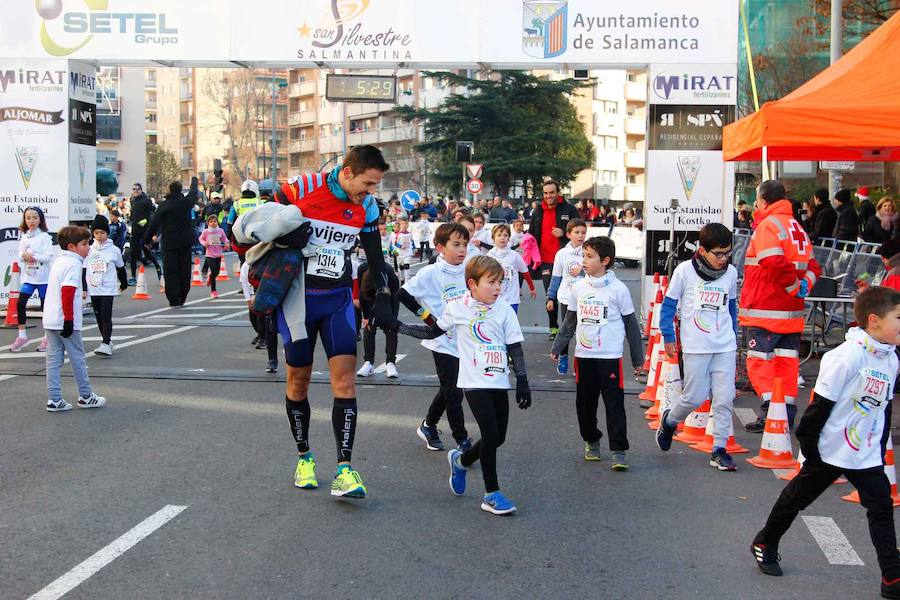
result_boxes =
[0,260,894,599]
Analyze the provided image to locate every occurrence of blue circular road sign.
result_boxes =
[400,189,420,211]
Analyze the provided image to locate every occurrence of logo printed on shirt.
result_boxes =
[469,308,493,343]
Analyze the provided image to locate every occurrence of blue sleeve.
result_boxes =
[547,275,562,299]
[227,207,237,224]
[362,195,380,232]
[729,298,738,335]
[659,296,679,344]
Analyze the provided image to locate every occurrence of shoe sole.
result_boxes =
[481,502,516,515]
[46,405,72,412]
[386,373,398,378]
[95,350,111,356]
[77,402,106,409]
[584,454,603,461]
[266,368,277,373]
[611,464,629,471]
[357,370,373,377]
[447,451,465,496]
[294,481,318,489]
[416,426,443,451]
[710,460,737,472]
[331,487,366,498]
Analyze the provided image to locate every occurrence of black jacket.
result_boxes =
[528,199,580,257]
[146,178,198,250]
[858,199,876,232]
[810,203,837,243]
[861,215,896,244]
[832,203,859,242]
[129,193,155,228]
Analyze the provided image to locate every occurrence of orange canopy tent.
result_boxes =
[723,10,900,162]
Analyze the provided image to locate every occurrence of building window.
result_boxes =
[96,114,121,141]
[627,73,637,83]
[599,135,618,151]
[627,174,637,184]
[599,170,618,185]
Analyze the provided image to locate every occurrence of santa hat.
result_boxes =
[857,186,870,199]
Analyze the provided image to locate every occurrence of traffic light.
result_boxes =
[456,141,473,162]
[213,158,224,193]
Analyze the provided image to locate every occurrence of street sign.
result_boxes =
[466,163,483,179]
[467,179,483,194]
[400,189,421,211]
[819,161,855,171]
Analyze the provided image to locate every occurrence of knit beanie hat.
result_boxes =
[90,213,110,234]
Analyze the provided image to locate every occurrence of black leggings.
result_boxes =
[539,262,558,329]
[426,352,468,443]
[91,296,115,344]
[575,357,628,451]
[249,310,278,362]
[129,226,160,277]
[461,389,509,493]
[362,322,397,363]
[16,289,45,327]
[204,257,221,292]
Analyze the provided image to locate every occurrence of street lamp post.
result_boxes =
[828,0,843,200]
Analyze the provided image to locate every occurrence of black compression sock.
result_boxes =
[286,396,311,453]
[332,397,357,463]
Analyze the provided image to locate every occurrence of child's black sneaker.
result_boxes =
[710,448,737,471]
[416,420,443,451]
[656,409,677,451]
[883,576,900,599]
[751,538,783,576]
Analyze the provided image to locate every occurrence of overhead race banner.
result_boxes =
[3,1,738,66]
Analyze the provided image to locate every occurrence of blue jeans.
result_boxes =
[45,330,92,402]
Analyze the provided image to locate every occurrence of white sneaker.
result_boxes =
[95,343,112,356]
[47,398,72,412]
[356,361,375,377]
[77,393,106,408]
[385,362,399,379]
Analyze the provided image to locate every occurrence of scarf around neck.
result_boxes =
[692,251,727,282]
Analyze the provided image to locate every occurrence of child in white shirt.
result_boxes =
[392,217,414,284]
[751,286,900,599]
[11,207,54,353]
[550,236,644,470]
[472,213,493,255]
[83,215,127,357]
[487,223,535,313]
[546,219,587,375]
[398,255,532,516]
[43,226,106,412]
[655,223,740,471]
[414,213,433,260]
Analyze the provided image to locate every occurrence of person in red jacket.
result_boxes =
[740,180,822,432]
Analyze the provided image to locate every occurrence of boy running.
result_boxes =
[397,223,472,452]
[655,223,740,471]
[546,219,587,375]
[550,236,644,470]
[751,286,900,600]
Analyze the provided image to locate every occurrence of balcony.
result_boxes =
[180,111,193,124]
[625,81,647,102]
[379,126,415,143]
[289,81,316,97]
[346,130,380,146]
[625,151,645,169]
[389,157,417,172]
[624,184,645,202]
[145,99,157,110]
[97,160,122,172]
[180,136,193,146]
[625,117,645,136]
[289,139,317,153]
[180,158,193,169]
[144,76,156,89]
[290,111,316,126]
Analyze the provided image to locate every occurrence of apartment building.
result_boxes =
[95,66,147,195]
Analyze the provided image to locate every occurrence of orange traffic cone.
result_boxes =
[842,437,900,506]
[642,288,664,372]
[3,261,21,327]
[640,335,665,401]
[747,378,799,469]
[217,255,230,281]
[644,343,669,419]
[644,272,660,338]
[191,258,204,287]
[233,254,241,277]
[649,353,682,429]
[131,265,152,300]
[674,399,711,444]
[691,406,749,454]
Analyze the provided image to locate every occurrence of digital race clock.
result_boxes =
[325,74,398,103]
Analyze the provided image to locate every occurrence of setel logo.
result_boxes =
[36,0,179,57]
[653,73,736,101]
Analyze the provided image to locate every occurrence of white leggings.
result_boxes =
[668,351,736,448]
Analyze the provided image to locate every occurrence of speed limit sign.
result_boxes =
[467,178,483,194]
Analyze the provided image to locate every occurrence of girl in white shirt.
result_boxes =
[414,213,433,260]
[10,207,54,353]
[398,256,532,516]
[487,224,536,313]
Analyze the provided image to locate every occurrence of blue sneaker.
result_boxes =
[457,437,473,453]
[481,491,517,515]
[557,354,569,375]
[656,409,677,452]
[448,449,467,496]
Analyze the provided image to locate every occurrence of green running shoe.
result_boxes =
[584,441,603,461]
[331,465,367,499]
[294,453,318,489]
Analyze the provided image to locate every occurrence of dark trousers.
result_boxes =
[162,246,192,306]
[129,226,160,278]
[248,310,278,361]
[757,459,900,579]
[204,257,221,292]
[425,351,468,443]
[575,357,628,451]
[540,262,558,329]
[558,302,569,357]
[91,296,115,344]
[461,389,509,494]
[362,322,397,364]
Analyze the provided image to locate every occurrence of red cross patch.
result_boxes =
[789,220,808,254]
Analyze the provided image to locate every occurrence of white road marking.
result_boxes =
[772,469,794,479]
[107,324,176,330]
[80,335,137,342]
[148,313,218,319]
[0,351,43,360]
[28,504,188,600]
[801,516,864,566]
[374,354,407,373]
[124,289,238,319]
[179,306,227,310]
[734,408,758,427]
[0,374,16,382]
